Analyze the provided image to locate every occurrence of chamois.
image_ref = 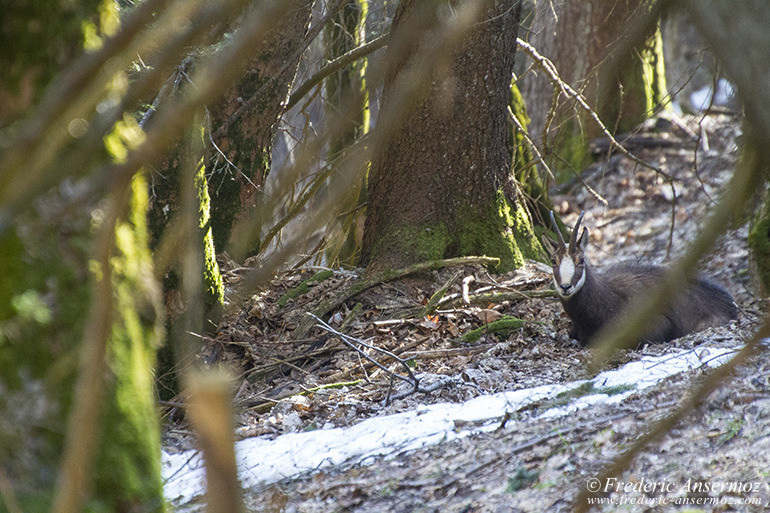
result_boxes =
[541,211,738,347]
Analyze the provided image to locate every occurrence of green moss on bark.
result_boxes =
[1,1,165,507]
[366,191,543,275]
[602,23,669,134]
[368,223,451,271]
[147,146,225,320]
[749,188,770,295]
[454,192,543,271]
[0,175,164,512]
[94,173,165,512]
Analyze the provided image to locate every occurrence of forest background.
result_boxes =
[1,0,770,511]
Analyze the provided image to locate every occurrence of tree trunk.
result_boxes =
[0,2,165,510]
[361,0,541,274]
[510,82,553,226]
[324,0,370,267]
[521,0,668,173]
[749,187,770,296]
[147,1,313,397]
[207,0,315,252]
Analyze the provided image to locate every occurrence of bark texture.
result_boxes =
[207,0,315,251]
[361,0,540,273]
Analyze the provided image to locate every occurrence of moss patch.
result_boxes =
[277,270,334,307]
[460,316,527,343]
[366,222,451,273]
[454,191,543,271]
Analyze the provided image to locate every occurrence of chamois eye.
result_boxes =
[550,257,556,265]
[578,257,585,266]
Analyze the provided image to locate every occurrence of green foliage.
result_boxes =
[506,467,539,492]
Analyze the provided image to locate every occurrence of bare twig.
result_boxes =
[516,38,674,181]
[308,313,422,403]
[285,34,389,112]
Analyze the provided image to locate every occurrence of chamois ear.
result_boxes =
[576,227,589,254]
[540,233,557,257]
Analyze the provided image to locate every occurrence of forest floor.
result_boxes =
[163,111,770,512]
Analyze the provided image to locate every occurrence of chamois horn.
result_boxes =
[549,211,566,249]
[569,211,585,249]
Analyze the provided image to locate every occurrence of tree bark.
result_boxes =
[0,2,165,510]
[207,0,315,252]
[147,1,314,397]
[361,0,541,274]
[323,0,370,267]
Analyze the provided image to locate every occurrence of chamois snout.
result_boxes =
[540,211,738,347]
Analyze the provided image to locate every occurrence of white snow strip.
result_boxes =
[163,345,737,505]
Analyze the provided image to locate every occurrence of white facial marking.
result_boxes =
[558,258,575,285]
[572,266,586,294]
[554,257,585,298]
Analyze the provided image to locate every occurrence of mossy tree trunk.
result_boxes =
[361,0,541,274]
[510,82,553,227]
[323,0,370,267]
[522,0,668,175]
[147,1,313,397]
[749,186,770,295]
[0,2,165,511]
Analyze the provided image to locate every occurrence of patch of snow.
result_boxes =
[163,345,737,506]
[690,79,735,111]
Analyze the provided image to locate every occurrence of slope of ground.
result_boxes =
[164,111,770,512]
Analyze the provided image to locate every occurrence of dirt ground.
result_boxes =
[164,111,770,512]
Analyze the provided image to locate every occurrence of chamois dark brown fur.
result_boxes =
[541,211,738,347]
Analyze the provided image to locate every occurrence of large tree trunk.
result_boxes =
[521,0,667,172]
[0,1,165,510]
[361,0,540,273]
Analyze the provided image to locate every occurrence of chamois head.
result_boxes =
[541,211,589,299]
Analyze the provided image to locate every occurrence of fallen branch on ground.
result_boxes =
[292,256,500,339]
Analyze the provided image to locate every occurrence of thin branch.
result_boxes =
[292,256,500,339]
[509,103,607,205]
[309,313,418,387]
[51,187,127,513]
[516,38,675,181]
[285,34,389,112]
